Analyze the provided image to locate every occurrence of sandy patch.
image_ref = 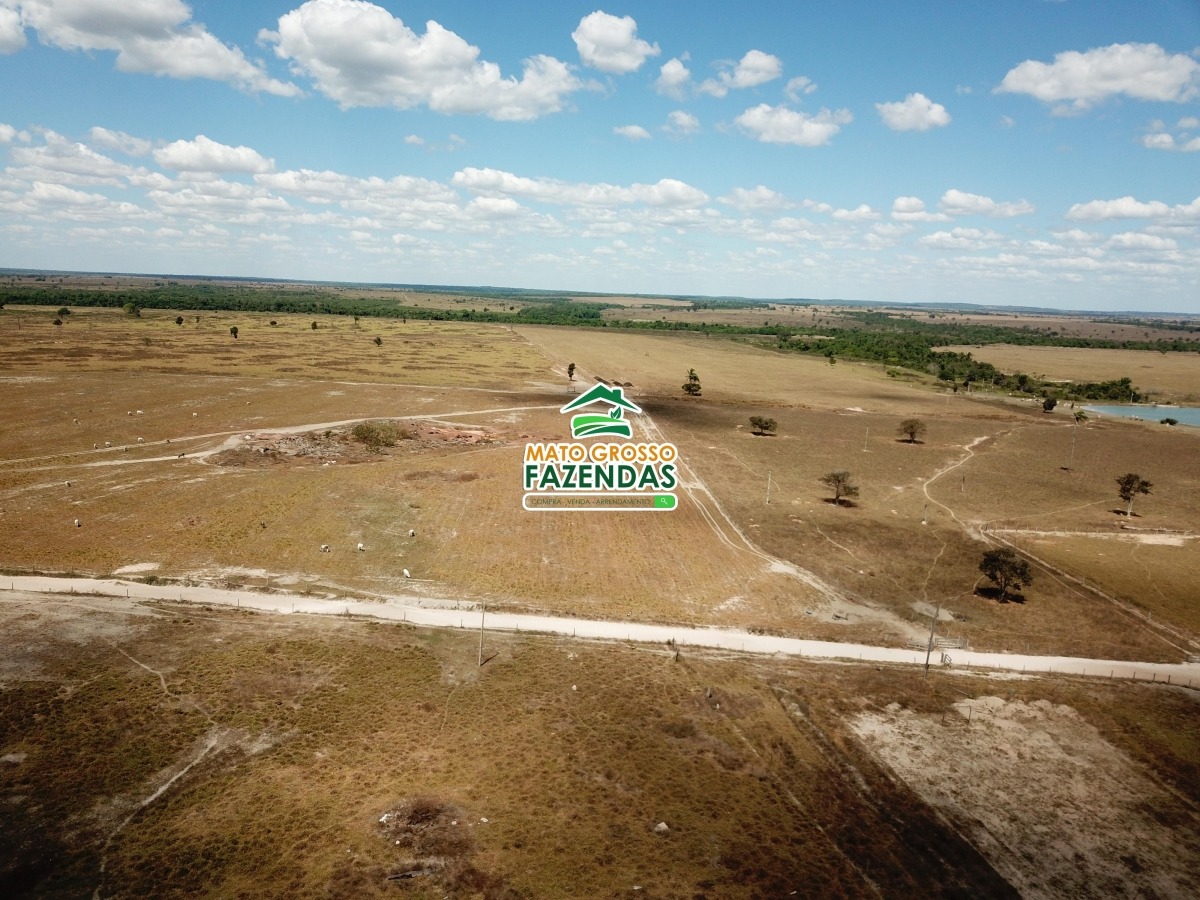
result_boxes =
[852,697,1200,898]
[113,563,160,575]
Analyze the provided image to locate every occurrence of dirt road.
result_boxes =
[6,576,1198,684]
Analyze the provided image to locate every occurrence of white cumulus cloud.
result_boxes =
[11,0,298,95]
[1106,232,1178,251]
[264,0,581,120]
[0,5,25,53]
[831,204,880,221]
[1066,195,1173,220]
[655,56,691,100]
[719,185,790,211]
[891,196,950,222]
[734,104,851,146]
[997,43,1200,112]
[88,126,151,156]
[939,189,1034,218]
[663,110,699,136]
[153,135,275,173]
[875,92,951,131]
[451,167,709,209]
[784,76,816,101]
[571,11,659,74]
[699,50,782,98]
[613,125,651,141]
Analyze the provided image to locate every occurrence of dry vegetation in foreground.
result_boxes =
[3,595,1197,898]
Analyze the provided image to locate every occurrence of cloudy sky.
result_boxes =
[1,1,1198,312]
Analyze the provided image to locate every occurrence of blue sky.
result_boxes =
[1,1,1198,312]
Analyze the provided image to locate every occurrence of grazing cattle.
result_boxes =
[136,410,143,416]
[65,481,70,487]
[403,568,411,578]
[320,544,331,553]
[74,519,81,527]
[408,529,415,537]
[73,418,79,424]
[104,441,111,447]
[137,437,145,443]
[357,542,365,551]
[192,412,198,417]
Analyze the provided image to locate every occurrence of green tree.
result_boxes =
[979,548,1033,602]
[311,321,318,330]
[682,368,702,397]
[897,418,927,443]
[122,301,142,318]
[567,362,576,381]
[57,307,70,317]
[820,471,859,505]
[749,416,777,435]
[1115,473,1152,516]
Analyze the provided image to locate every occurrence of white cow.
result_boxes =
[357,542,365,552]
[403,568,411,578]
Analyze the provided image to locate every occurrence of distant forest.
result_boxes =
[4,281,1196,403]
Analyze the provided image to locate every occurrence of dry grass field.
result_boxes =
[937,343,1200,401]
[2,309,1197,657]
[3,300,1200,898]
[2,594,1196,898]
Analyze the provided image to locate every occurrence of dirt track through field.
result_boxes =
[5,581,1198,684]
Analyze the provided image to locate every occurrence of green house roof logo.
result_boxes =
[560,383,642,439]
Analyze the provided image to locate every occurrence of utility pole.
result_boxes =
[923,601,941,679]
[862,427,869,452]
[478,602,486,666]
[765,472,772,505]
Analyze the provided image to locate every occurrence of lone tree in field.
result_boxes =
[682,368,702,397]
[229,326,238,339]
[175,316,184,326]
[979,548,1033,602]
[57,307,71,317]
[1042,397,1057,413]
[1115,473,1152,516]
[749,416,777,436]
[311,321,318,330]
[897,418,927,443]
[820,471,859,505]
[567,362,576,381]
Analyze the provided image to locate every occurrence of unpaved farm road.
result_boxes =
[6,576,1200,685]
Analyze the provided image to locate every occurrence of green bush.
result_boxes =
[351,421,407,450]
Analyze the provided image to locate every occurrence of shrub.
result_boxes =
[351,421,403,450]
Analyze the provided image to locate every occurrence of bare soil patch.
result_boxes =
[851,694,1200,898]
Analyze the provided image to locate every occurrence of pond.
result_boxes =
[1083,404,1200,427]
